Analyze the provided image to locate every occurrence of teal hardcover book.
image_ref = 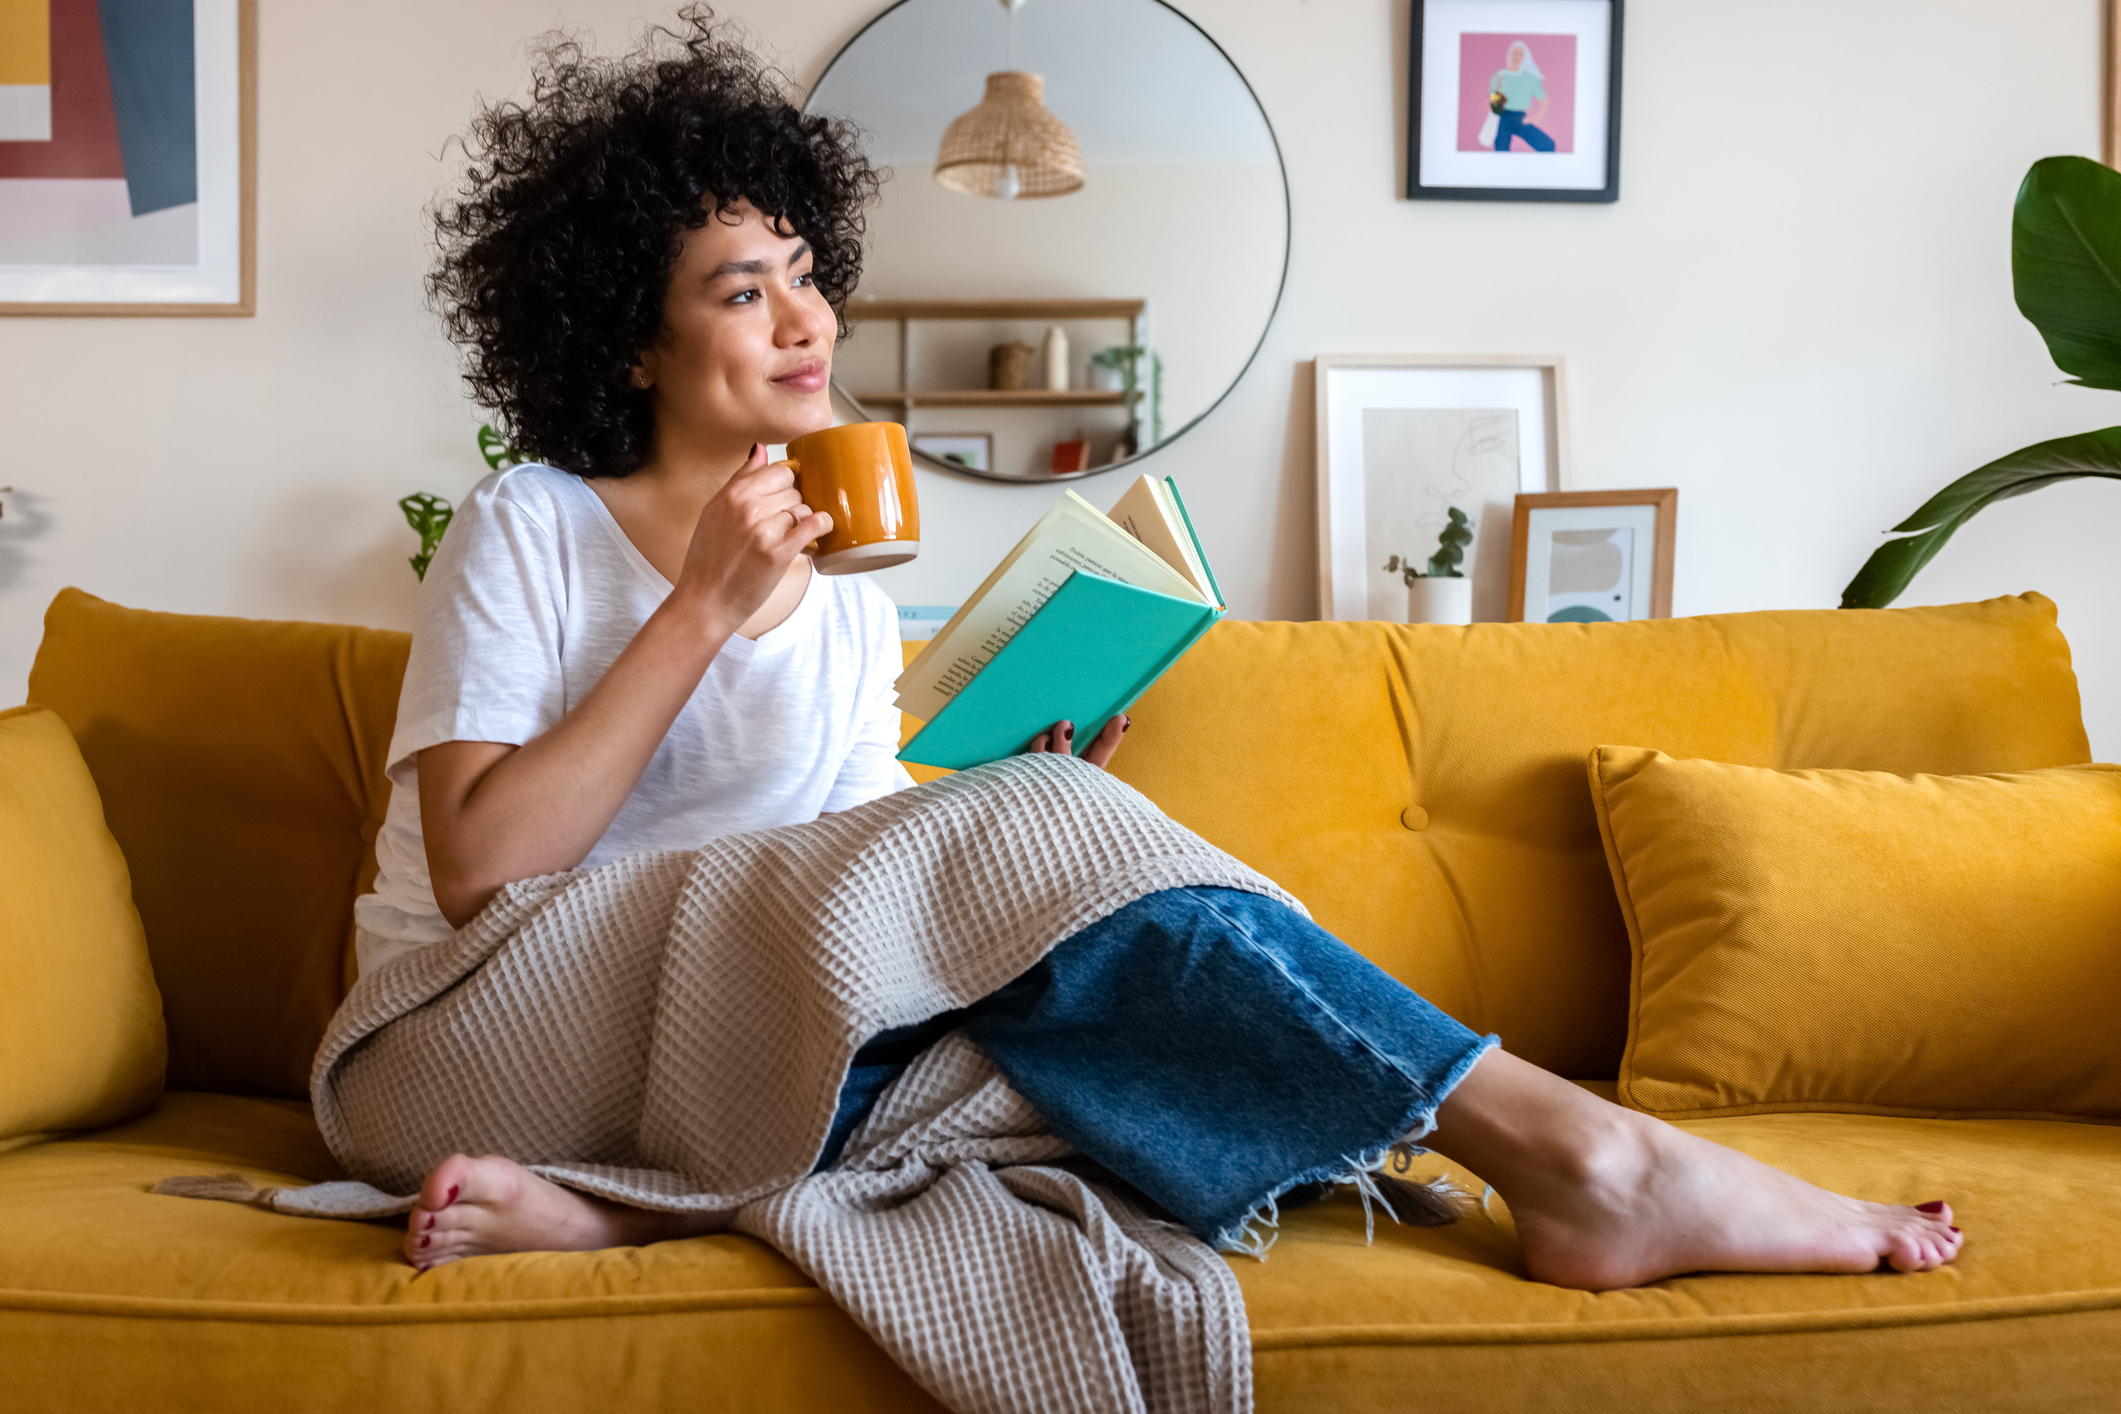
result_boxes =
[899,572,1223,770]
[896,474,1223,771]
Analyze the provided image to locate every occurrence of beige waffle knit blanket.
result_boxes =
[259,754,1297,1414]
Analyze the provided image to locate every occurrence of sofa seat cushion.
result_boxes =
[5,1096,2119,1412]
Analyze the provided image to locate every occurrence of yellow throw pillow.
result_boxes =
[0,706,165,1149]
[1589,746,2121,1123]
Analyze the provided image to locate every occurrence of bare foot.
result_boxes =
[403,1155,731,1271]
[1427,1051,1965,1291]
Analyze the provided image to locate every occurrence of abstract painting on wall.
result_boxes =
[0,0,253,314]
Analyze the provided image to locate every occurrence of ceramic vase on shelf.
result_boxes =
[1406,576,1473,626]
[1041,325,1069,391]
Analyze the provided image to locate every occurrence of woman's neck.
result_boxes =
[589,435,753,576]
[631,422,758,506]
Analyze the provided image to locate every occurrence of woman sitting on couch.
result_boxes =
[353,13,1963,1290]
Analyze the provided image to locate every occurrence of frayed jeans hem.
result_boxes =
[1210,1031,1498,1257]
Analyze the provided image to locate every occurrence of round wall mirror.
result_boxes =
[807,0,1289,483]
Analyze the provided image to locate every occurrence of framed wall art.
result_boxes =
[1507,488,1674,623]
[910,433,993,475]
[1314,353,1570,623]
[1407,0,1623,203]
[0,0,256,315]
[2107,0,2120,168]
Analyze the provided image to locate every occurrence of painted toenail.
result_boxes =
[1950,1226,1961,1234]
[424,1213,435,1230]
[447,1185,460,1205]
[419,1234,430,1249]
[1916,1201,1945,1213]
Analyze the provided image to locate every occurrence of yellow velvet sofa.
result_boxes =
[5,585,2118,1412]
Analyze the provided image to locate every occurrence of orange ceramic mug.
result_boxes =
[784,421,921,574]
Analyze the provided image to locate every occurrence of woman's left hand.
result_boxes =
[1026,716,1129,769]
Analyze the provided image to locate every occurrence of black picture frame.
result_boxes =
[1406,0,1624,204]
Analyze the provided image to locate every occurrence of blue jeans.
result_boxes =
[1496,109,1556,152]
[821,887,1496,1249]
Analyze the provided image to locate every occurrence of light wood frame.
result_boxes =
[2107,0,2120,169]
[909,432,995,474]
[0,0,256,317]
[1313,353,1571,621]
[1506,487,1676,622]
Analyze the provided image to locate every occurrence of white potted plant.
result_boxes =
[1385,507,1474,625]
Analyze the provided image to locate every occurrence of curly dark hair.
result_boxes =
[428,9,880,478]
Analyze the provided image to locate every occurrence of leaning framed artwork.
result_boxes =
[910,433,994,475]
[1314,354,1570,623]
[0,0,256,315]
[1507,488,1675,623]
[1407,0,1623,203]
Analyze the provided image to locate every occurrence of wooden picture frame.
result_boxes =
[1314,353,1569,623]
[0,0,256,316]
[1407,0,1624,204]
[2106,0,2120,169]
[1507,488,1675,623]
[910,433,995,475]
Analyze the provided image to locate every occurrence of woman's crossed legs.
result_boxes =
[404,889,1960,1287]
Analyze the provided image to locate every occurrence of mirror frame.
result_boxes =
[806,0,1291,484]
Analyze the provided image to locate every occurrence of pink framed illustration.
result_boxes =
[1408,0,1622,204]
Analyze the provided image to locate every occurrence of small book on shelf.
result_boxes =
[895,474,1225,771]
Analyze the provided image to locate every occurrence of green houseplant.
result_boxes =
[1841,156,2121,608]
[399,425,518,582]
[1385,506,1475,624]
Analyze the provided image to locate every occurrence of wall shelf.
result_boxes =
[851,389,1132,409]
[847,298,1145,323]
[839,296,1150,483]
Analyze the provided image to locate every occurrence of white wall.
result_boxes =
[3,1,2115,753]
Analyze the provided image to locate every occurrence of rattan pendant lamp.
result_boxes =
[933,0,1083,200]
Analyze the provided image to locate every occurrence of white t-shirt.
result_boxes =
[355,462,913,970]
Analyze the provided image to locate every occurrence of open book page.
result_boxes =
[1106,475,1218,606]
[895,491,1204,723]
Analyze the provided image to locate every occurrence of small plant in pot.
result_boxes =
[1385,506,1474,625]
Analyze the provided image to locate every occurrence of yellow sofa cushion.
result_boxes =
[0,706,165,1150]
[5,1094,2120,1412]
[1591,746,2121,1121]
[26,589,409,1099]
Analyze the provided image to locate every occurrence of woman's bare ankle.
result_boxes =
[1421,1049,1964,1290]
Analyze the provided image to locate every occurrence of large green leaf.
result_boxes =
[2014,156,2121,391]
[1839,425,2121,608]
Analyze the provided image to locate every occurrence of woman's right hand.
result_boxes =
[674,443,834,630]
